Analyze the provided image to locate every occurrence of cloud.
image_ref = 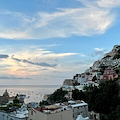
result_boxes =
[0,54,9,59]
[79,53,86,57]
[0,31,29,39]
[97,0,120,8]
[0,75,29,79]
[12,56,57,67]
[94,48,104,51]
[40,53,78,59]
[0,46,91,85]
[92,48,107,56]
[0,0,117,39]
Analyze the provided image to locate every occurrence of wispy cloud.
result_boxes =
[97,0,120,8]
[0,54,9,59]
[92,48,107,56]
[0,46,81,77]
[94,48,105,51]
[12,56,57,68]
[0,0,118,39]
[0,75,30,79]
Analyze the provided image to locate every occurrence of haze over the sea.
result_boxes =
[0,85,61,103]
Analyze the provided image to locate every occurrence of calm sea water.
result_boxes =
[0,85,61,103]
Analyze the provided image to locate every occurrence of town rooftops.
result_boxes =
[34,107,42,111]
[76,115,89,120]
[33,100,87,115]
[68,100,75,104]
[45,105,60,110]
[71,103,87,108]
[10,110,28,118]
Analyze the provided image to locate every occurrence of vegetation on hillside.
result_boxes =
[48,88,68,103]
[113,54,120,60]
[99,64,107,74]
[40,88,68,105]
[113,49,120,60]
[72,80,120,120]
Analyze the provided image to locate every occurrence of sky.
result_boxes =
[0,0,120,85]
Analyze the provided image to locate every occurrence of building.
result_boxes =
[76,115,89,120]
[103,66,115,80]
[0,90,9,105]
[78,74,87,84]
[28,100,89,120]
[62,85,74,91]
[28,105,73,120]
[62,79,77,91]
[71,102,89,120]
[63,79,77,86]
[0,104,28,120]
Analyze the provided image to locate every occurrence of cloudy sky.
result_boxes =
[0,0,120,85]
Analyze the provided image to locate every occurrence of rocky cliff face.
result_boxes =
[92,45,120,69]
[104,45,120,58]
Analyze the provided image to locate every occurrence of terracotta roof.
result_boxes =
[34,107,41,111]
[34,107,46,111]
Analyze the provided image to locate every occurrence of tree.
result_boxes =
[113,54,120,60]
[13,98,19,104]
[114,68,120,74]
[47,88,68,104]
[72,89,85,100]
[84,80,120,119]
[92,75,97,82]
[100,64,107,74]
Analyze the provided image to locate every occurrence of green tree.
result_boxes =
[13,98,19,104]
[92,75,97,82]
[72,89,85,100]
[47,88,68,104]
[83,80,120,119]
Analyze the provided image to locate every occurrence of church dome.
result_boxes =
[3,90,9,97]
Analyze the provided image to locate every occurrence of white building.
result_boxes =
[75,82,99,91]
[28,100,89,120]
[76,115,89,120]
[0,104,28,120]
[62,85,75,91]
[71,102,89,120]
[28,105,73,120]
[78,75,87,84]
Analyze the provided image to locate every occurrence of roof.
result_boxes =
[10,110,28,118]
[34,107,41,111]
[45,105,60,109]
[71,103,87,108]
[68,100,75,104]
[76,115,89,120]
[34,107,46,111]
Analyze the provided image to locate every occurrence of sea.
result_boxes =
[0,85,61,104]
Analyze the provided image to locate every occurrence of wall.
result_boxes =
[72,105,89,120]
[47,110,73,120]
[28,109,73,120]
